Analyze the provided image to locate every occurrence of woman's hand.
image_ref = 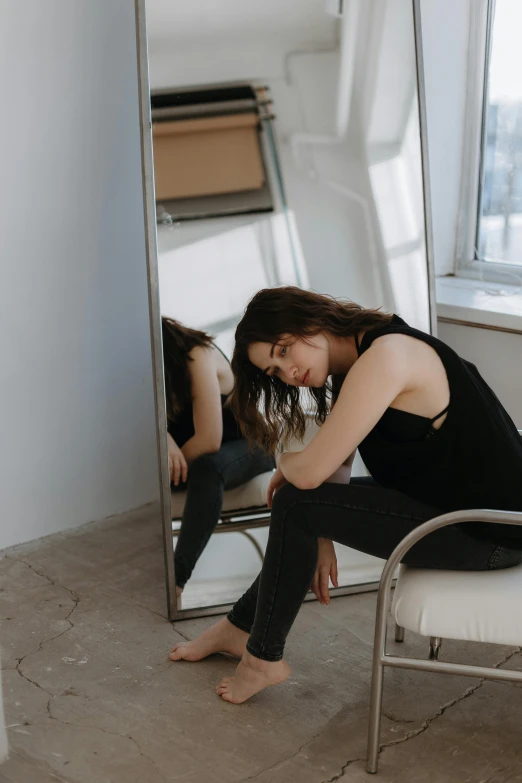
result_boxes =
[310,538,338,605]
[167,433,188,486]
[266,466,288,508]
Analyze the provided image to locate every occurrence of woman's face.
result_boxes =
[248,333,330,388]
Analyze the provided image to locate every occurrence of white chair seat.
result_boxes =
[171,470,274,519]
[393,563,522,647]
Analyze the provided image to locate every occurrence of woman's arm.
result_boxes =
[323,376,354,484]
[279,337,413,489]
[324,449,356,484]
[181,346,224,465]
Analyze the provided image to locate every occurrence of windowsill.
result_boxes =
[436,276,522,332]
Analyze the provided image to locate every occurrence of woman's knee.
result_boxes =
[189,452,222,481]
[271,483,309,519]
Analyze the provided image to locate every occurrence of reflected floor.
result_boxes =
[177,532,385,610]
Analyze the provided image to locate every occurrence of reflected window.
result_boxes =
[478,0,522,265]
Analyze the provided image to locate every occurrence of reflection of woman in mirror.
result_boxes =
[169,288,522,702]
[162,318,274,598]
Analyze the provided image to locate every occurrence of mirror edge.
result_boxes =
[135,0,178,620]
[413,0,438,336]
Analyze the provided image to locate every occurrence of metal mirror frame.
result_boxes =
[134,0,437,622]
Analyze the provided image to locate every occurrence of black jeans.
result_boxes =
[173,439,275,589]
[227,477,522,662]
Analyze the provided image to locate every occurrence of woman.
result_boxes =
[168,288,522,702]
[162,318,274,597]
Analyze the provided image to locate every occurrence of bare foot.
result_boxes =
[215,649,290,704]
[176,585,183,602]
[169,617,249,662]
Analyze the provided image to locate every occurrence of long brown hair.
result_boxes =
[230,287,393,453]
[162,318,213,422]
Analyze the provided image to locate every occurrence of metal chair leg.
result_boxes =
[429,636,442,661]
[395,622,405,643]
[240,530,265,563]
[366,506,522,774]
[366,579,390,773]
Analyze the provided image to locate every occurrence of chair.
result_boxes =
[171,470,274,564]
[366,507,522,773]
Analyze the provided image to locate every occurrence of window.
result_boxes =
[477,0,522,267]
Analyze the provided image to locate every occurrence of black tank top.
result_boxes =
[354,315,522,546]
[167,345,241,447]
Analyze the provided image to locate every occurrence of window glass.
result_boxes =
[478,0,522,265]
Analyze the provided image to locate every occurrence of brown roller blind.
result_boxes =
[152,113,265,201]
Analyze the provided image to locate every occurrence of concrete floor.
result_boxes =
[1,505,522,783]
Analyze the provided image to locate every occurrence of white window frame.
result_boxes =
[455,0,522,284]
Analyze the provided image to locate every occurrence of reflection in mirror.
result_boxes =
[146,0,433,617]
[163,316,275,606]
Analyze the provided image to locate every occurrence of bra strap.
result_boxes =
[213,342,231,365]
[430,404,450,424]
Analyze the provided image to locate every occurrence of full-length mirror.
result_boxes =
[143,0,434,619]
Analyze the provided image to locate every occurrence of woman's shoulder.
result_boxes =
[188,342,231,377]
[366,327,454,364]
[368,331,425,353]
[358,332,443,392]
[188,342,212,355]
[185,343,216,378]
[363,332,418,364]
[187,342,218,364]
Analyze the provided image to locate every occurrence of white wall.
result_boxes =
[0,1,159,549]
[438,321,522,427]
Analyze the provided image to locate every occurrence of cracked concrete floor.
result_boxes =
[1,504,522,783]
